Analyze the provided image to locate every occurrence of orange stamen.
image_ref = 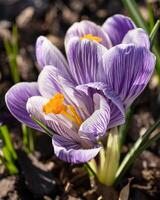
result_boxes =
[80,34,102,43]
[43,93,67,114]
[43,93,83,126]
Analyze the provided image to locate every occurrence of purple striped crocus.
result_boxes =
[5,14,155,164]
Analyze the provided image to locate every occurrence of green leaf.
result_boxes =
[149,19,160,46]
[119,107,134,149]
[122,0,148,30]
[0,125,17,160]
[12,25,19,57]
[147,2,155,31]
[115,118,160,184]
[22,124,35,153]
[3,25,20,83]
[22,124,29,153]
[31,116,54,137]
[2,147,18,175]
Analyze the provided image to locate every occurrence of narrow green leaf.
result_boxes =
[22,124,29,147]
[5,162,18,175]
[140,118,160,146]
[0,125,17,160]
[3,25,20,83]
[139,132,160,152]
[12,25,18,57]
[149,19,160,46]
[31,116,54,137]
[152,46,160,75]
[147,2,155,31]
[115,118,160,184]
[28,128,35,153]
[22,124,30,153]
[22,124,35,153]
[3,39,12,56]
[85,162,98,178]
[122,0,148,30]
[2,147,18,175]
[2,146,13,163]
[119,107,134,149]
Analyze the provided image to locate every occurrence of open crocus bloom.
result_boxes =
[5,14,156,164]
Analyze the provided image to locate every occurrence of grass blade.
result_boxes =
[31,116,54,137]
[149,19,160,46]
[122,0,148,30]
[0,125,17,160]
[115,118,160,184]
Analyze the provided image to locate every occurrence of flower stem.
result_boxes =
[85,162,98,179]
[98,127,120,186]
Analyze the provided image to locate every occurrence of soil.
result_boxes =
[0,0,160,199]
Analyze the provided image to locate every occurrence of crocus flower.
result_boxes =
[65,14,150,49]
[5,14,155,164]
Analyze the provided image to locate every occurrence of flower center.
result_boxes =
[80,34,102,43]
[43,93,83,126]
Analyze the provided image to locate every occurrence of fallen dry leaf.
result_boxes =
[119,178,133,200]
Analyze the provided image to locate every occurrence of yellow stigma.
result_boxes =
[80,34,102,43]
[43,93,83,126]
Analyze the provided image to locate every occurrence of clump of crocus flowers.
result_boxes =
[5,14,156,186]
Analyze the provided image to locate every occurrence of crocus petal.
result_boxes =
[102,14,136,46]
[38,65,75,98]
[122,28,150,49]
[27,95,100,164]
[26,96,77,134]
[36,36,68,71]
[76,82,125,128]
[65,20,112,48]
[52,134,101,163]
[27,95,89,137]
[79,93,110,142]
[26,96,47,122]
[102,44,156,107]
[37,65,91,117]
[5,82,41,130]
[67,37,106,85]
[61,85,94,119]
[38,66,94,119]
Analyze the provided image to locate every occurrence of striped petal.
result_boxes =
[52,134,101,163]
[38,66,93,119]
[65,20,112,48]
[26,96,76,133]
[36,36,68,71]
[79,93,110,142]
[38,65,75,98]
[66,37,106,85]
[122,28,150,49]
[102,44,156,107]
[102,14,136,46]
[76,82,125,129]
[61,85,94,119]
[5,82,41,130]
[27,94,101,164]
